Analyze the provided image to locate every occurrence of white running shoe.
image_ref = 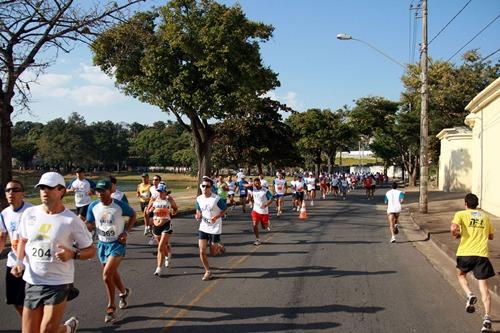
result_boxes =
[154,267,163,276]
[254,239,262,246]
[165,253,172,267]
[311,201,314,206]
[390,236,396,243]
[482,315,492,332]
[118,288,131,309]
[148,237,157,246]
[64,316,79,333]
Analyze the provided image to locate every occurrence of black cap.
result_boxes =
[76,167,85,173]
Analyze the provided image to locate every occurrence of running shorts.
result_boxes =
[456,256,495,280]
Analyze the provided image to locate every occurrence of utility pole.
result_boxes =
[419,0,429,213]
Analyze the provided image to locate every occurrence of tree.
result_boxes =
[401,50,499,165]
[11,120,42,168]
[287,109,343,176]
[90,121,129,170]
[0,0,146,207]
[92,0,279,184]
[212,98,296,174]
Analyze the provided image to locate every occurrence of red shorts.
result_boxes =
[251,211,270,228]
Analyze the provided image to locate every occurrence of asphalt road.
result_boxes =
[0,189,484,332]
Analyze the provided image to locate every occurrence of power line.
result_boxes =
[409,1,421,64]
[429,0,472,45]
[480,47,500,62]
[447,12,500,62]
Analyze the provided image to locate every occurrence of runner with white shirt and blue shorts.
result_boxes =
[87,179,136,323]
[67,168,95,222]
[272,173,287,217]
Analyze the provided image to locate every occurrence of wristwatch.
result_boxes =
[73,249,81,260]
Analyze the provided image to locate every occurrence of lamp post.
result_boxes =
[337,28,430,213]
[336,33,406,69]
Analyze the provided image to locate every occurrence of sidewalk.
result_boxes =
[403,188,500,297]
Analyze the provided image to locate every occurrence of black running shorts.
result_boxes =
[456,256,495,280]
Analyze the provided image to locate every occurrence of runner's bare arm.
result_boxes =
[450,223,461,238]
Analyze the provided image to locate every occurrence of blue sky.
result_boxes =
[14,0,499,125]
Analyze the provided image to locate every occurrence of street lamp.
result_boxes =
[336,33,406,69]
[337,26,430,213]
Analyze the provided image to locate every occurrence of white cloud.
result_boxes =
[78,64,114,86]
[68,85,124,106]
[263,90,303,111]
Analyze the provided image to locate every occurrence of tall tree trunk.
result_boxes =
[257,161,263,175]
[0,101,13,209]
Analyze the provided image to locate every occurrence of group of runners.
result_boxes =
[0,169,496,332]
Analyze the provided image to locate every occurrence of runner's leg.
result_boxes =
[39,301,69,333]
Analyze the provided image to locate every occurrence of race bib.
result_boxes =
[277,185,283,191]
[29,240,53,263]
[75,191,85,200]
[98,224,117,239]
[140,191,150,199]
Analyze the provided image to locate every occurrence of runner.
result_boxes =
[384,182,405,243]
[136,173,152,236]
[272,172,287,217]
[110,175,128,204]
[195,178,227,281]
[145,183,178,276]
[319,173,328,199]
[216,175,229,219]
[331,175,339,198]
[248,178,273,245]
[305,172,317,206]
[87,179,136,323]
[339,176,349,200]
[66,167,94,222]
[11,172,95,333]
[292,175,306,212]
[259,173,269,189]
[450,193,495,333]
[237,175,249,213]
[0,180,33,316]
[227,175,236,209]
[364,175,375,200]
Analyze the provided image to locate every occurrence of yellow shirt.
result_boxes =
[137,183,152,203]
[452,209,494,257]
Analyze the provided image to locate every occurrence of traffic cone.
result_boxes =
[299,200,308,220]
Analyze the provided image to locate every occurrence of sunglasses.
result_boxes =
[38,185,62,191]
[201,184,211,188]
[5,188,22,193]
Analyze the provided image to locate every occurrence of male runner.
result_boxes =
[11,172,95,333]
[136,173,152,236]
[272,172,287,217]
[67,168,94,222]
[451,193,495,333]
[384,182,404,243]
[195,178,227,281]
[87,179,136,323]
[0,180,33,316]
[248,178,273,245]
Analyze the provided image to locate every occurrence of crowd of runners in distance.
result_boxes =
[0,168,494,332]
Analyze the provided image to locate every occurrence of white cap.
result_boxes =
[35,172,66,188]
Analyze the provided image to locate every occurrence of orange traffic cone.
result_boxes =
[299,200,308,220]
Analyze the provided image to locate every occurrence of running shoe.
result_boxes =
[390,236,396,243]
[254,239,262,246]
[394,224,400,235]
[154,267,163,276]
[482,315,492,332]
[64,317,79,333]
[311,201,314,206]
[118,288,131,309]
[143,226,150,236]
[148,237,156,246]
[266,225,271,232]
[466,293,477,313]
[104,306,116,323]
[202,271,212,281]
[165,253,172,268]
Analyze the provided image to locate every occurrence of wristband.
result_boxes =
[16,260,25,267]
